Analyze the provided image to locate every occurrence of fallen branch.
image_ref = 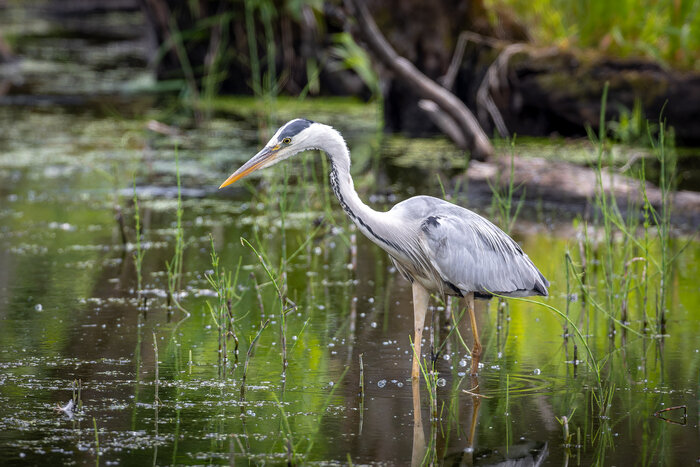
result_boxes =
[477,43,527,138]
[343,0,493,160]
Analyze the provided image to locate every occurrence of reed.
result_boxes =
[205,235,243,377]
[270,393,296,463]
[241,237,294,376]
[489,137,525,235]
[493,0,700,68]
[166,146,187,314]
[240,318,270,402]
[93,417,100,466]
[132,181,145,298]
[153,331,161,407]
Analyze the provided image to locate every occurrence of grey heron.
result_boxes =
[220,119,549,379]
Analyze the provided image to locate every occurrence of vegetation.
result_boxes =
[488,0,700,69]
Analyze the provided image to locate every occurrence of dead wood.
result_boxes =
[343,0,493,161]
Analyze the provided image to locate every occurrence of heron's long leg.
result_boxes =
[466,292,482,375]
[411,282,429,382]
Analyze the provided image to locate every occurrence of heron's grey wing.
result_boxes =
[418,207,549,297]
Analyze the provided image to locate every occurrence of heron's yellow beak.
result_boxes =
[219,146,279,189]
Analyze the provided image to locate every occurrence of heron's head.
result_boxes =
[219,118,322,189]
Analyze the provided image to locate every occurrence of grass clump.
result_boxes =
[166,147,188,314]
[204,235,243,378]
[488,0,700,69]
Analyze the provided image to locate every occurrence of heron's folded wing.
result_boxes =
[419,210,548,297]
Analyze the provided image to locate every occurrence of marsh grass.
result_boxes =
[166,147,187,314]
[153,331,161,407]
[574,84,682,340]
[491,0,700,69]
[260,368,352,463]
[240,318,270,402]
[241,237,296,376]
[205,235,243,377]
[489,138,525,235]
[93,416,100,466]
[132,181,145,298]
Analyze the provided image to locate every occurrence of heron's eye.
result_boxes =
[282,137,292,144]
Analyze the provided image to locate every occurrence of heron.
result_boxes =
[219,119,549,379]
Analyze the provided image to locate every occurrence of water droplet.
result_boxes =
[436,378,446,387]
[377,379,386,388]
[34,304,43,311]
[371,322,377,328]
[459,359,467,367]
[533,368,541,375]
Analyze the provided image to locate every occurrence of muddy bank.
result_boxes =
[460,155,700,232]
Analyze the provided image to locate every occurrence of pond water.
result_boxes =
[1,100,699,466]
[1,3,699,466]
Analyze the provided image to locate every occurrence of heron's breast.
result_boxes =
[388,255,444,294]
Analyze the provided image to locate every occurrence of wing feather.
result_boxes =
[392,196,549,297]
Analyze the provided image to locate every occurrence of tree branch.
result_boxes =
[344,0,494,160]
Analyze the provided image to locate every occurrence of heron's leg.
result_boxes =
[466,292,482,375]
[411,282,429,382]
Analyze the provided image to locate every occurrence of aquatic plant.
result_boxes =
[166,147,187,313]
[132,181,145,298]
[204,235,242,377]
[240,318,270,401]
[577,85,680,338]
[153,331,161,406]
[241,237,294,375]
[490,0,700,69]
[489,137,526,235]
[92,417,100,466]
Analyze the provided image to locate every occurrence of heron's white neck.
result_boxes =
[312,125,388,242]
[311,125,428,277]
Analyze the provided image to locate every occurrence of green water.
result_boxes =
[0,101,699,466]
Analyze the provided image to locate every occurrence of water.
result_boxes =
[1,4,699,466]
